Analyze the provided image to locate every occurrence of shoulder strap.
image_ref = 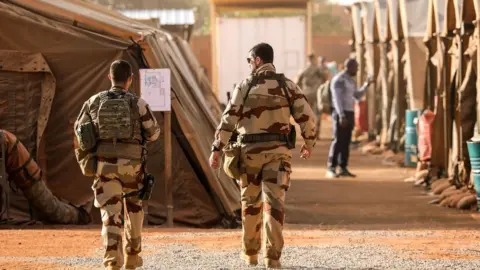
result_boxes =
[275,74,294,115]
[232,75,258,131]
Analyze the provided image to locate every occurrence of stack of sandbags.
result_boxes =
[404,169,429,183]
[382,150,403,166]
[361,141,382,154]
[430,179,477,210]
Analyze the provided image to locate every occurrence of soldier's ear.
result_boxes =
[255,56,262,66]
[107,73,112,81]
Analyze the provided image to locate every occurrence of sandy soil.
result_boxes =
[1,118,479,269]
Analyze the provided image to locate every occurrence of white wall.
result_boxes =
[216,16,306,104]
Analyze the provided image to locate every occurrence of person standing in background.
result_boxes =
[297,53,329,139]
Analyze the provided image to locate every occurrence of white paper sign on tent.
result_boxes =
[139,69,171,111]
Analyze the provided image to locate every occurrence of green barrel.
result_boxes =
[405,109,421,167]
[467,140,480,211]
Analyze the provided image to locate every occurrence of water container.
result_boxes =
[354,100,368,132]
[467,139,480,211]
[405,109,421,167]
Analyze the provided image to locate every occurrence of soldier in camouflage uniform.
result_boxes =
[74,60,160,270]
[297,53,329,139]
[209,43,316,269]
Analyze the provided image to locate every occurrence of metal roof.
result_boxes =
[119,9,195,25]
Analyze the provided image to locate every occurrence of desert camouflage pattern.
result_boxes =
[212,63,317,154]
[77,87,161,145]
[92,158,144,268]
[240,152,290,261]
[297,64,329,138]
[0,130,89,224]
[212,63,316,262]
[75,87,160,268]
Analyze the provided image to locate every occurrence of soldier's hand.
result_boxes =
[300,144,312,159]
[209,151,220,169]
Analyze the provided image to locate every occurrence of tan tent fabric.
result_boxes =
[352,3,364,44]
[0,51,55,159]
[361,1,380,136]
[376,0,390,43]
[399,0,429,109]
[387,0,406,147]
[0,1,241,226]
[443,0,458,35]
[375,0,393,146]
[457,37,477,185]
[427,0,449,170]
[399,0,429,38]
[388,0,404,40]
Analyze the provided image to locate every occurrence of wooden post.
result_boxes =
[306,0,313,54]
[164,111,173,227]
[210,2,218,97]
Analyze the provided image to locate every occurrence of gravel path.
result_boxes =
[2,230,480,270]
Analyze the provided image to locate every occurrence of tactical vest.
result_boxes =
[89,89,143,160]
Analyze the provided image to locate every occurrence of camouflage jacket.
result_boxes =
[212,64,317,155]
[297,64,329,95]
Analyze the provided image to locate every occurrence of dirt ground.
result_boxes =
[1,118,480,269]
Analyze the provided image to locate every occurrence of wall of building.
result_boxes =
[190,34,351,84]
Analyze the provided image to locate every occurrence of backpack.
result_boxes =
[317,80,332,114]
[96,90,138,142]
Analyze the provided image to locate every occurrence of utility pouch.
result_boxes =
[75,149,97,177]
[75,121,97,151]
[223,142,243,179]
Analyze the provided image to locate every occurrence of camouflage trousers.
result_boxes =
[92,158,144,268]
[239,152,291,261]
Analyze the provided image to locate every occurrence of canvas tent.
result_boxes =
[387,0,407,149]
[0,0,240,227]
[473,0,480,135]
[453,0,478,186]
[399,0,429,110]
[425,0,449,173]
[362,1,382,139]
[440,0,473,185]
[375,0,393,147]
[351,2,367,92]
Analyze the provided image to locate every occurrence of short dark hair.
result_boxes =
[308,53,315,61]
[110,60,132,84]
[249,43,274,64]
[344,58,358,69]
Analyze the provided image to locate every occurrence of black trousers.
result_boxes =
[328,110,354,170]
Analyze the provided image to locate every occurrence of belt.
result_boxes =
[237,133,288,143]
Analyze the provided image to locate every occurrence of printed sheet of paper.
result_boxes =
[140,69,171,111]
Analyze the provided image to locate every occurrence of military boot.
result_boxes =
[264,258,281,269]
[124,255,143,269]
[240,253,258,266]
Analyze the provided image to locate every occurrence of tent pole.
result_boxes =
[164,111,174,227]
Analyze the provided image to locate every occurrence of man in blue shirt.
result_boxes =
[326,58,372,178]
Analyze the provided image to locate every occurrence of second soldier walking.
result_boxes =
[209,43,317,269]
